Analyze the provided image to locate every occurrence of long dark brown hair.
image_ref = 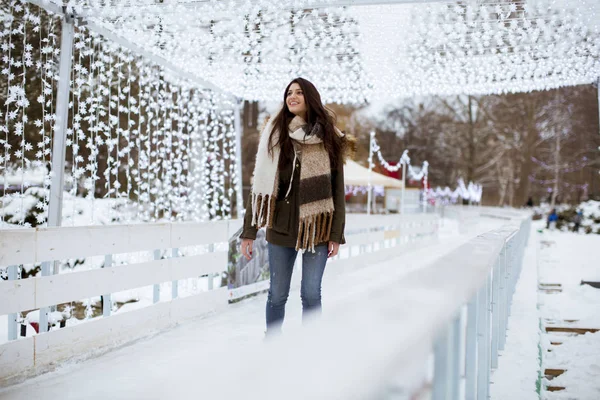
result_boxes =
[267,77,347,169]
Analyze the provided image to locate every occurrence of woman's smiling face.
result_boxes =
[286,83,307,119]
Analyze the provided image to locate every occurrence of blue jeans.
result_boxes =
[266,242,328,334]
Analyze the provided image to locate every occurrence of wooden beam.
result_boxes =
[544,369,565,379]
[545,327,600,334]
[581,280,600,289]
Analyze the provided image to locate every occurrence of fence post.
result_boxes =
[491,258,500,369]
[172,248,179,299]
[38,261,51,333]
[102,254,112,316]
[485,273,493,397]
[499,246,508,351]
[153,249,161,303]
[432,312,461,400]
[432,323,450,400]
[476,280,490,400]
[465,293,478,400]
[207,243,215,290]
[7,265,18,340]
[509,239,517,297]
[450,314,461,400]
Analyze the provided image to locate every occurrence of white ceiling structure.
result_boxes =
[40,0,600,104]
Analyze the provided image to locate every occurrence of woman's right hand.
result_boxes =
[240,239,254,260]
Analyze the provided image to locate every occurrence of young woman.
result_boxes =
[239,77,352,335]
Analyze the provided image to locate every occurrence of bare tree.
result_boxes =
[366,85,600,206]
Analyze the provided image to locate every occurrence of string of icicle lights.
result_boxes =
[370,135,429,182]
[53,0,372,104]
[431,180,483,203]
[1,1,239,226]
[369,133,484,203]
[36,0,600,102]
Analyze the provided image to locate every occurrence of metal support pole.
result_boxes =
[7,265,18,340]
[367,131,374,215]
[153,249,161,303]
[234,100,244,219]
[465,293,478,400]
[39,14,75,334]
[172,248,179,299]
[102,254,112,316]
[47,15,74,233]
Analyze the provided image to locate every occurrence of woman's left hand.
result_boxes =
[328,241,340,258]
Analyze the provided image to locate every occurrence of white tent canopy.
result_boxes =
[344,160,403,188]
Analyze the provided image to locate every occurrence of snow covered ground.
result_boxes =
[539,228,600,400]
[491,221,541,399]
[0,216,504,399]
[492,220,600,400]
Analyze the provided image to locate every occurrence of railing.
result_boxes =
[0,220,239,384]
[0,212,439,385]
[197,208,531,400]
[431,214,530,400]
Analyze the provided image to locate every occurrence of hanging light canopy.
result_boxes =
[34,0,600,103]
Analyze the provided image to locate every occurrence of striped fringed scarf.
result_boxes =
[250,114,341,252]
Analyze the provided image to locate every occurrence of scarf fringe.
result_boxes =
[296,211,333,252]
[251,193,275,229]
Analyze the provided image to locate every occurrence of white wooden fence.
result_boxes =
[0,212,439,385]
[0,219,240,385]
